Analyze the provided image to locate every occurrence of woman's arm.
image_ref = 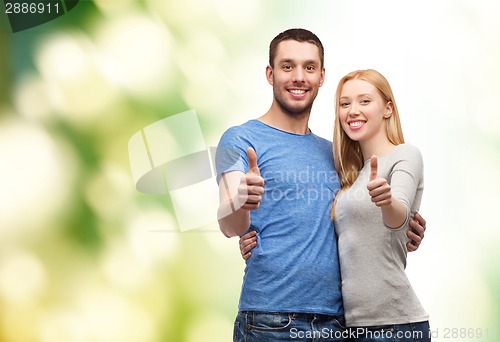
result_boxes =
[367,155,407,228]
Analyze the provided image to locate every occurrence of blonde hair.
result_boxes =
[331,69,405,219]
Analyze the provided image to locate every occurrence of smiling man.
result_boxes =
[215,28,426,342]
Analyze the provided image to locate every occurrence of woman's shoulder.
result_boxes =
[389,144,424,176]
[394,143,422,159]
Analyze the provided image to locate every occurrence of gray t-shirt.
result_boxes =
[335,143,428,327]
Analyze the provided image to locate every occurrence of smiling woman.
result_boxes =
[331,69,429,341]
[338,78,397,159]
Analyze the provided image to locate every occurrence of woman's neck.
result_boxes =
[360,136,397,161]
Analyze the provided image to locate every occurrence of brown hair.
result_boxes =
[269,28,324,68]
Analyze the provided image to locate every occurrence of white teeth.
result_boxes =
[289,89,305,94]
[349,121,364,127]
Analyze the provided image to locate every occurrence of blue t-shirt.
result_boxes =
[216,120,343,315]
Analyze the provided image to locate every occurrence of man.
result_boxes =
[216,28,426,341]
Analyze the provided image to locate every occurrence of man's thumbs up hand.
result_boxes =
[239,147,265,211]
[247,147,260,176]
[367,155,392,207]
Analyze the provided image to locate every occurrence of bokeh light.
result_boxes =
[94,13,173,101]
[0,120,76,239]
[35,31,119,122]
[0,249,47,304]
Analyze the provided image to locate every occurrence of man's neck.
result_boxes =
[258,104,311,135]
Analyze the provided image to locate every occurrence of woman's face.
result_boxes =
[338,79,392,144]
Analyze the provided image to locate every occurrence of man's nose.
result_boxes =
[292,68,305,83]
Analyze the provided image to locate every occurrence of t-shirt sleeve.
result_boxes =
[215,126,251,184]
[389,145,424,224]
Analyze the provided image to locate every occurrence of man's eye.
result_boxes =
[282,65,292,70]
[306,66,315,71]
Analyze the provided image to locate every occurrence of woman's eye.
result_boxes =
[340,102,349,107]
[361,99,370,104]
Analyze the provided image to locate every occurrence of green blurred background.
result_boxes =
[1,0,499,341]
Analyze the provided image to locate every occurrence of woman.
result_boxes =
[331,69,430,341]
[240,69,430,341]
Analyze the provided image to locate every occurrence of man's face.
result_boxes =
[267,40,325,117]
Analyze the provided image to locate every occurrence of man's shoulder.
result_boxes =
[220,120,257,139]
[311,133,333,150]
[314,134,332,144]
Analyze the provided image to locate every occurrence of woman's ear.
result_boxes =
[384,101,394,118]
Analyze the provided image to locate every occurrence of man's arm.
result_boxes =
[238,214,428,258]
[218,171,252,237]
[217,147,264,238]
[407,212,426,252]
[239,230,257,259]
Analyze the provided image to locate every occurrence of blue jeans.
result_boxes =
[349,321,431,342]
[233,311,350,341]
